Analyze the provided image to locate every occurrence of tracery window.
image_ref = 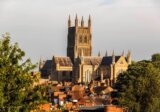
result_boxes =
[84,36,87,43]
[79,36,82,43]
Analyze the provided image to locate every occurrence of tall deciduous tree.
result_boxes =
[0,33,36,111]
[115,56,160,112]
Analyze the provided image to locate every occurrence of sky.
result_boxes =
[0,0,160,64]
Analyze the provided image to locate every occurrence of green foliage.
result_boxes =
[0,34,37,111]
[115,55,160,112]
[152,53,160,62]
[151,53,160,69]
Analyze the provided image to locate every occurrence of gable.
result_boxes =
[115,56,128,66]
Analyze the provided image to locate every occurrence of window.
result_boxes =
[62,71,66,77]
[79,36,82,43]
[70,72,72,77]
[84,36,87,43]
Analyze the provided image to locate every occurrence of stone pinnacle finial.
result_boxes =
[105,50,108,57]
[69,15,71,20]
[128,50,131,56]
[112,50,115,64]
[88,15,91,28]
[76,14,78,20]
[75,14,78,27]
[122,50,124,56]
[82,16,84,21]
[89,14,91,21]
[98,51,101,57]
[68,15,71,28]
[39,57,43,70]
[127,50,132,65]
[81,16,84,27]
[112,50,115,56]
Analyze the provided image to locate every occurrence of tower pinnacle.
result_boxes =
[105,50,108,57]
[75,14,78,27]
[127,50,132,65]
[81,16,84,27]
[68,15,71,28]
[112,50,115,64]
[98,51,101,57]
[88,15,91,28]
[121,50,124,56]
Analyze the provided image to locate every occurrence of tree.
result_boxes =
[0,33,37,111]
[151,53,160,69]
[115,59,160,112]
[152,53,160,62]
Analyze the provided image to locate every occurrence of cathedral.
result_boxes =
[39,15,132,85]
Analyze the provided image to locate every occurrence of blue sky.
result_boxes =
[0,0,160,64]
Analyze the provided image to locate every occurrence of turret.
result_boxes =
[75,14,78,27]
[121,50,124,56]
[81,16,84,27]
[39,57,43,71]
[68,15,71,28]
[98,51,101,57]
[105,50,108,57]
[127,50,132,65]
[112,50,115,64]
[88,15,91,29]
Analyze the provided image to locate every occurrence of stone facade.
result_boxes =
[52,56,73,81]
[100,53,130,86]
[73,56,102,83]
[39,15,132,86]
[67,15,92,63]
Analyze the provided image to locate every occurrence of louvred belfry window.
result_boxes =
[84,36,87,43]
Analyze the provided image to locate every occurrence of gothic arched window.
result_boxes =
[79,36,82,43]
[84,36,87,43]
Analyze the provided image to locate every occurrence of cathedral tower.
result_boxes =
[67,15,92,63]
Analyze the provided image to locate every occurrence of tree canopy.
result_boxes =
[115,54,160,112]
[152,53,160,62]
[0,33,38,111]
